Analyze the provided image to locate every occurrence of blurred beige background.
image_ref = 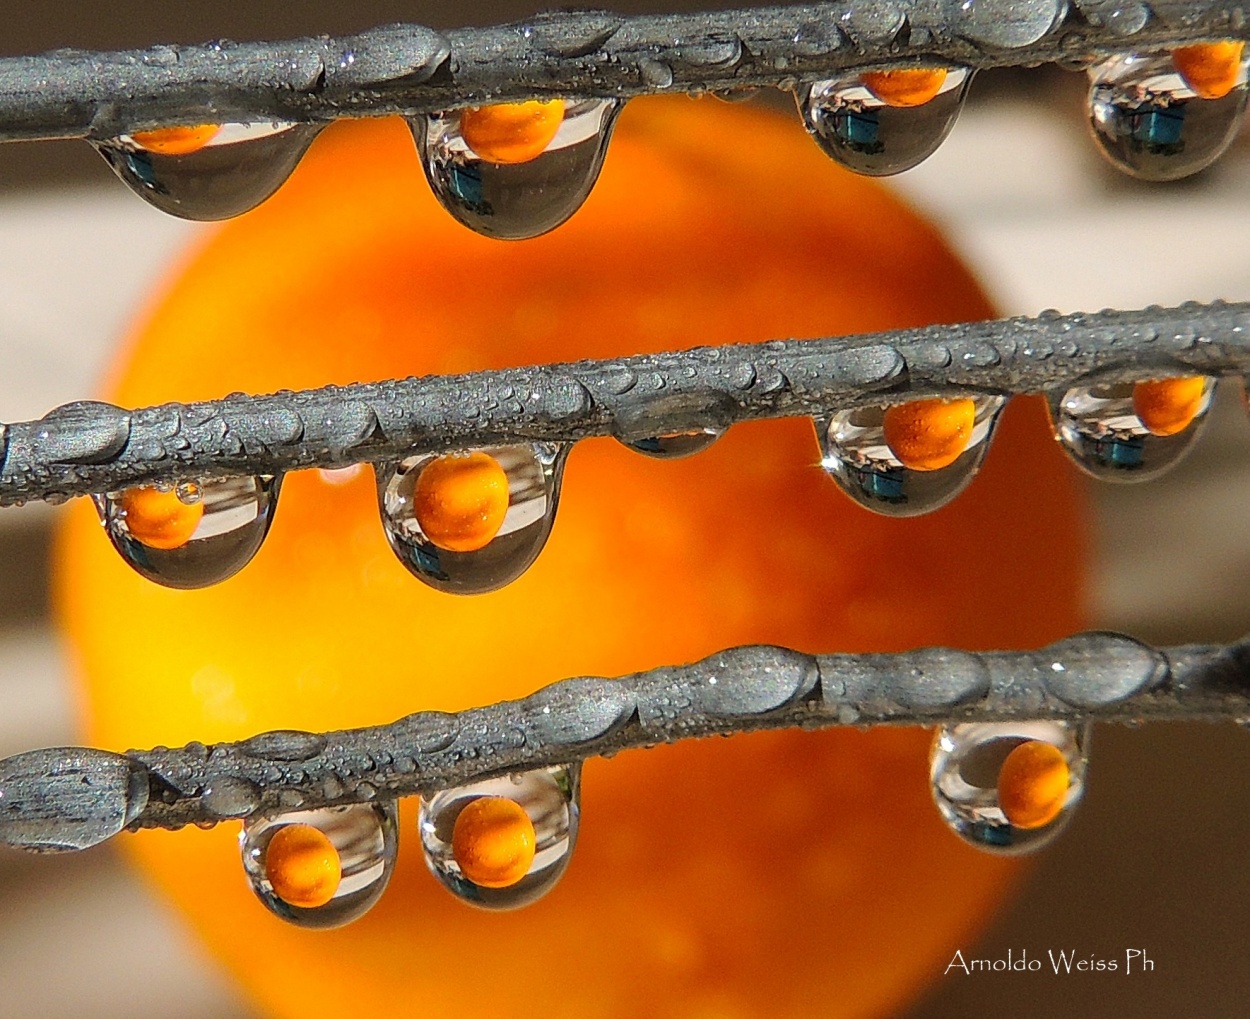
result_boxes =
[0,3,1248,1017]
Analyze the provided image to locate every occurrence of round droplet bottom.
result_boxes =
[419,764,580,909]
[241,802,399,928]
[818,394,1005,516]
[930,720,1088,854]
[799,67,972,176]
[376,443,566,594]
[413,98,621,239]
[1087,52,1250,181]
[620,426,725,459]
[1049,377,1214,482]
[96,474,281,588]
[93,122,321,220]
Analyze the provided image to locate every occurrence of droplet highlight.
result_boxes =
[1049,376,1214,481]
[414,98,621,239]
[818,395,1004,516]
[96,475,280,589]
[419,764,579,909]
[93,121,320,220]
[799,66,971,175]
[377,444,566,594]
[241,801,398,928]
[930,720,1088,854]
[1087,48,1249,181]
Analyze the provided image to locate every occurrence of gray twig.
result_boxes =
[0,2,1246,140]
[0,632,1246,852]
[2,301,1246,506]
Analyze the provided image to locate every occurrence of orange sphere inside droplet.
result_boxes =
[130,124,222,156]
[1132,376,1207,437]
[1172,40,1245,100]
[460,100,565,164]
[861,68,949,108]
[412,451,511,552]
[118,486,204,549]
[264,824,342,909]
[882,397,977,471]
[997,740,1071,831]
[451,796,538,889]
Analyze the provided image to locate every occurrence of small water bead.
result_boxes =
[241,802,398,928]
[1050,376,1214,481]
[419,764,579,909]
[96,475,280,589]
[818,395,1004,516]
[622,424,725,459]
[930,720,1088,854]
[94,121,320,220]
[1087,45,1249,181]
[377,443,566,594]
[799,66,972,176]
[414,98,621,240]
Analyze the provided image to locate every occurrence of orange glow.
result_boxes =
[118,486,203,549]
[861,68,948,108]
[460,100,565,164]
[264,824,342,909]
[413,451,511,552]
[451,796,538,889]
[997,740,1070,830]
[131,124,221,156]
[1132,376,1206,437]
[882,398,977,470]
[1172,41,1245,100]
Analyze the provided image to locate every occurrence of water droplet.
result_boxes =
[799,66,972,176]
[95,475,281,589]
[930,720,1088,854]
[1087,47,1249,181]
[1049,375,1214,481]
[620,425,725,459]
[376,444,566,594]
[93,121,320,220]
[818,395,1004,516]
[419,764,579,909]
[413,98,621,239]
[241,801,398,928]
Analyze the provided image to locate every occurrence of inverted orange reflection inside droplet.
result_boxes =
[451,796,537,889]
[460,100,565,164]
[1172,40,1245,100]
[1132,376,1206,437]
[118,485,204,550]
[264,824,342,909]
[882,398,977,471]
[861,68,948,108]
[997,740,1070,830]
[130,124,222,156]
[413,451,511,552]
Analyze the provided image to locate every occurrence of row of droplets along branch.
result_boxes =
[0,1,1246,142]
[23,41,1250,227]
[0,633,1243,925]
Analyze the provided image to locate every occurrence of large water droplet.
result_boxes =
[95,475,280,589]
[1049,375,1214,481]
[376,443,566,594]
[818,395,1004,516]
[419,764,579,909]
[93,121,320,220]
[241,801,399,928]
[799,66,972,175]
[413,98,621,239]
[620,425,726,459]
[930,720,1088,854]
[1087,47,1249,181]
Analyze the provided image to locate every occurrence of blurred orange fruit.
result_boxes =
[55,97,1086,1018]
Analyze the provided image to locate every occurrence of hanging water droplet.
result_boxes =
[818,395,1004,516]
[1049,375,1214,481]
[96,475,280,589]
[413,98,621,239]
[930,720,1088,854]
[621,424,726,459]
[241,801,399,928]
[1087,45,1249,181]
[798,66,972,175]
[93,121,320,221]
[376,444,566,594]
[419,764,579,909]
